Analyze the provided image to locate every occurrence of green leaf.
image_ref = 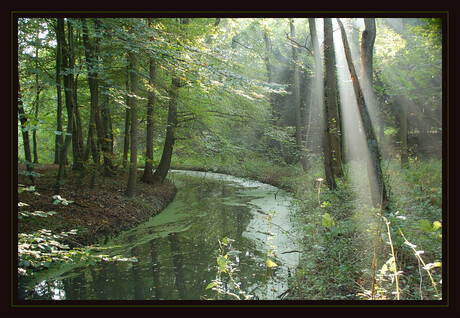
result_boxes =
[322,213,335,227]
[206,282,216,290]
[321,201,332,208]
[217,256,227,271]
[432,221,442,231]
[418,219,433,233]
[423,262,441,270]
[266,259,278,268]
[227,250,242,256]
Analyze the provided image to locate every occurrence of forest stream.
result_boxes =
[18,170,301,300]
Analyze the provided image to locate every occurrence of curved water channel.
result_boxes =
[19,170,301,300]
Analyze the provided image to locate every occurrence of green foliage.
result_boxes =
[52,195,73,206]
[18,228,77,275]
[321,212,335,227]
[288,157,442,300]
[203,237,253,300]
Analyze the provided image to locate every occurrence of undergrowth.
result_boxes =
[173,153,442,300]
[289,157,442,300]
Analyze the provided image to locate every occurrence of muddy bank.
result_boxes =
[17,164,177,246]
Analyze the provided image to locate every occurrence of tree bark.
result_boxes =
[33,44,40,164]
[308,18,324,161]
[152,76,180,183]
[18,82,35,185]
[122,69,130,169]
[54,18,76,195]
[142,56,157,184]
[71,85,84,171]
[323,19,337,190]
[337,18,388,210]
[324,18,343,178]
[54,18,63,164]
[82,19,114,177]
[125,51,138,197]
[290,19,308,172]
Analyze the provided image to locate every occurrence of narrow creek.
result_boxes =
[19,170,301,300]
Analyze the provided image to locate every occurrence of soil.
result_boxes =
[17,164,177,247]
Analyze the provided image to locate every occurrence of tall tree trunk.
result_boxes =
[82,18,114,177]
[142,56,157,184]
[72,83,84,171]
[289,19,308,172]
[54,18,63,164]
[323,18,337,190]
[324,18,343,178]
[361,18,376,96]
[33,44,40,164]
[125,51,138,197]
[122,71,130,169]
[152,76,180,183]
[100,51,114,156]
[18,82,35,185]
[337,18,388,210]
[308,18,324,160]
[54,18,75,195]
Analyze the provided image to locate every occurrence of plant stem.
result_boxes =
[398,229,440,298]
[371,212,383,299]
[382,215,400,300]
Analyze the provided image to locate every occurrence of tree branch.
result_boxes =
[286,36,313,55]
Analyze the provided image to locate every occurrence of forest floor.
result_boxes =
[17,164,177,247]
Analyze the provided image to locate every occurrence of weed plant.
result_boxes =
[290,157,442,300]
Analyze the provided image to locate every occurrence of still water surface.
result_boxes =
[19,170,300,300]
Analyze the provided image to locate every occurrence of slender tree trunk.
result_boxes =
[63,20,84,171]
[54,19,63,164]
[323,19,337,190]
[125,51,138,197]
[308,18,324,160]
[72,84,84,171]
[337,18,388,210]
[123,108,130,168]
[33,44,40,164]
[289,19,308,172]
[54,18,75,195]
[122,71,130,169]
[152,76,180,183]
[82,18,114,178]
[324,18,343,177]
[100,52,114,156]
[18,82,35,185]
[142,56,157,184]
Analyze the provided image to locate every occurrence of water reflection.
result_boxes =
[19,171,300,300]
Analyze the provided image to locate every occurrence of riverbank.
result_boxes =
[17,164,177,247]
[171,156,443,300]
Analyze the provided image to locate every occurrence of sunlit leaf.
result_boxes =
[266,259,278,268]
[227,250,242,256]
[423,262,441,270]
[217,256,227,271]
